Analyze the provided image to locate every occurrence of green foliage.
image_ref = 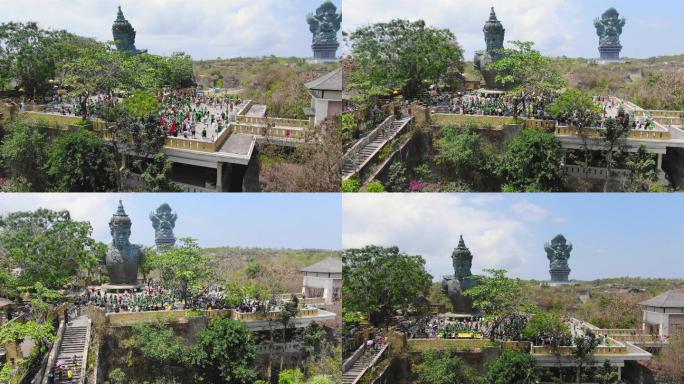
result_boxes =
[435,125,498,191]
[343,246,432,326]
[596,360,620,384]
[0,209,102,289]
[347,19,464,101]
[0,320,54,346]
[499,128,566,192]
[342,113,356,144]
[121,90,160,118]
[464,269,533,341]
[45,129,117,191]
[366,180,385,192]
[107,368,127,384]
[386,162,408,192]
[342,176,361,193]
[0,121,48,190]
[192,317,257,384]
[523,312,570,341]
[141,152,181,192]
[0,22,80,97]
[546,89,602,129]
[133,321,186,363]
[572,330,600,384]
[147,238,219,305]
[279,368,306,384]
[491,41,565,94]
[485,349,538,384]
[414,349,480,384]
[624,145,659,192]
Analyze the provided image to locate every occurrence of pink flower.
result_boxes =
[409,180,423,192]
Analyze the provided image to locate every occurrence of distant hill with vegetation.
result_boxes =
[193,57,339,119]
[204,246,341,294]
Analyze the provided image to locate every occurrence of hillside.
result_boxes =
[193,57,340,119]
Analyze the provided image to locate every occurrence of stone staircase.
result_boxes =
[342,117,412,180]
[50,317,89,384]
[342,348,377,384]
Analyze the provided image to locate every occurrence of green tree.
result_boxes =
[572,330,600,384]
[147,238,218,305]
[121,90,160,119]
[486,349,538,384]
[624,145,659,192]
[546,89,602,191]
[0,320,55,352]
[600,112,631,192]
[499,127,566,191]
[464,269,533,341]
[414,349,479,384]
[133,321,186,364]
[191,317,257,384]
[0,209,101,289]
[347,19,464,102]
[141,152,181,192]
[523,312,570,382]
[435,125,499,191]
[0,121,48,190]
[489,41,565,117]
[46,129,117,192]
[596,360,620,384]
[0,22,79,97]
[343,246,432,326]
[60,44,126,119]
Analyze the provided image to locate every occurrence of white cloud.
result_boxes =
[342,194,548,280]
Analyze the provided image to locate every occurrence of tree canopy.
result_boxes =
[343,246,432,326]
[347,19,464,102]
[0,208,102,289]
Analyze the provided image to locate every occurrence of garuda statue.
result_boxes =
[442,236,479,313]
[307,1,341,60]
[545,234,572,283]
[594,8,626,61]
[150,203,177,251]
[105,201,145,285]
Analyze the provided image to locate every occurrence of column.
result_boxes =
[657,153,663,171]
[617,366,622,381]
[216,162,223,192]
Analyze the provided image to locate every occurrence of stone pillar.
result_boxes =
[216,162,223,192]
[657,153,663,171]
[617,366,622,381]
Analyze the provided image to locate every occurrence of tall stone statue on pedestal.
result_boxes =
[545,234,572,283]
[307,1,341,61]
[105,201,145,285]
[474,7,506,89]
[594,8,626,62]
[150,203,177,251]
[442,236,479,313]
[112,6,142,56]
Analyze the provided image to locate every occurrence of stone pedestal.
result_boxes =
[599,44,622,61]
[550,268,570,283]
[312,41,339,61]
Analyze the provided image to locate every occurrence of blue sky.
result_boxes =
[343,0,684,59]
[0,194,342,250]
[0,0,342,59]
[343,194,684,281]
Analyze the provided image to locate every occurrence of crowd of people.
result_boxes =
[83,281,229,313]
[159,91,246,142]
